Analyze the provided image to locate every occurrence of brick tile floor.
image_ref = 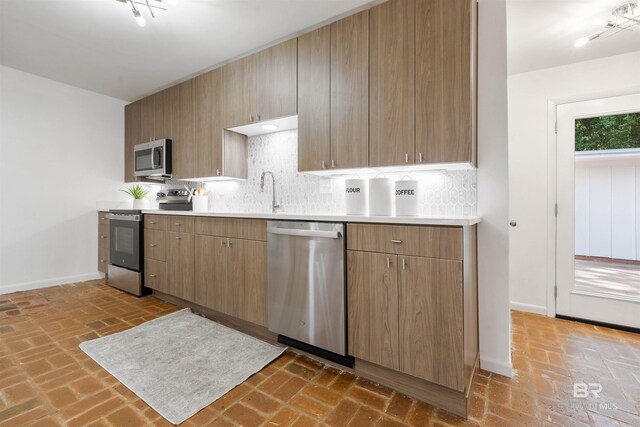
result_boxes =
[1,279,639,426]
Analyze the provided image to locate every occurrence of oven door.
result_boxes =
[109,217,141,271]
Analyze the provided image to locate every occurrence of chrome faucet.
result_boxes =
[260,171,281,213]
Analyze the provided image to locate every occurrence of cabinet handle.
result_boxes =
[175,237,181,240]
[226,240,231,247]
[402,258,407,270]
[220,239,224,247]
[391,239,403,244]
[149,221,156,224]
[331,159,335,168]
[175,223,182,226]
[100,259,105,262]
[150,244,157,247]
[386,257,390,268]
[101,235,107,239]
[405,153,409,163]
[257,114,261,121]
[419,152,423,163]
[216,169,221,176]
[322,160,326,169]
[150,274,157,278]
[250,114,254,122]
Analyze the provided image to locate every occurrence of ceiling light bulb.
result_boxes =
[592,18,608,27]
[261,124,278,131]
[574,36,589,48]
[133,9,146,27]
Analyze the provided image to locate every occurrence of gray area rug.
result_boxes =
[79,308,285,425]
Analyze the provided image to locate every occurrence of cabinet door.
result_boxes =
[194,69,224,178]
[170,80,195,179]
[259,38,297,121]
[238,239,267,326]
[331,10,369,169]
[153,89,172,141]
[224,56,257,128]
[415,0,472,164]
[145,259,168,293]
[168,231,195,302]
[347,250,399,370]
[195,235,228,313]
[124,101,141,182]
[144,229,166,262]
[399,256,464,391]
[140,95,155,142]
[369,0,415,167]
[297,26,331,172]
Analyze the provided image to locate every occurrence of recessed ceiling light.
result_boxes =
[133,9,146,27]
[261,124,279,131]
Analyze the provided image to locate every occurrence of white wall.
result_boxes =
[477,0,512,377]
[575,152,640,261]
[508,51,640,314]
[0,65,126,294]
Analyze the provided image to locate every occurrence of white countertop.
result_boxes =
[140,210,481,226]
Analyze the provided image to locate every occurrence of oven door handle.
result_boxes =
[108,214,141,221]
[267,228,342,239]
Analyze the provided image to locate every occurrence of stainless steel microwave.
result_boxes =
[134,139,172,180]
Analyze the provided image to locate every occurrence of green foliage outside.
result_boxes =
[575,113,640,152]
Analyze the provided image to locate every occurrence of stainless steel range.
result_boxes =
[156,187,193,211]
[108,210,145,296]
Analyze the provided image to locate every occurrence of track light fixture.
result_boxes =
[116,0,170,27]
[574,1,639,48]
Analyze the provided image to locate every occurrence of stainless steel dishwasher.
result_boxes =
[267,221,350,364]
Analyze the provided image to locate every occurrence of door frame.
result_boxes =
[547,90,640,318]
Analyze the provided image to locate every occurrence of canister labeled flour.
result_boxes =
[395,176,418,216]
[345,177,368,215]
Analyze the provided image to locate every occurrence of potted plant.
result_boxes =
[121,184,150,209]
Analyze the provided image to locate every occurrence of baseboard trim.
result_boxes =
[0,272,105,295]
[480,355,513,378]
[510,301,547,315]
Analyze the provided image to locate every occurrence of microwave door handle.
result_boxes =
[150,146,156,170]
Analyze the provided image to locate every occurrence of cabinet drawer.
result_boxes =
[145,259,168,293]
[168,216,194,233]
[194,217,267,241]
[145,215,167,230]
[98,224,110,249]
[347,223,462,260]
[144,229,167,261]
[98,211,110,225]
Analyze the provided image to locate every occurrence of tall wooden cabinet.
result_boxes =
[97,212,110,274]
[416,0,474,164]
[369,0,415,167]
[347,223,477,393]
[169,80,195,180]
[330,10,369,170]
[194,69,225,178]
[297,27,331,172]
[124,101,141,183]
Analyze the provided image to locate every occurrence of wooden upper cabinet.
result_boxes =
[347,250,399,371]
[153,89,172,140]
[140,95,155,143]
[331,10,369,170]
[170,79,195,179]
[369,0,415,167]
[124,101,141,182]
[194,69,224,178]
[416,0,473,164]
[399,256,464,391]
[258,38,297,121]
[225,39,297,128]
[297,26,331,172]
[224,56,256,128]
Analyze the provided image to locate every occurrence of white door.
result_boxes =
[556,93,640,328]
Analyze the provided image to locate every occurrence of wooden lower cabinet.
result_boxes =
[347,224,476,395]
[399,256,464,391]
[98,212,110,274]
[194,236,267,327]
[168,231,195,302]
[145,259,168,294]
[347,251,399,371]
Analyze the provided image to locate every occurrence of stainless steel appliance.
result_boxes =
[134,139,172,180]
[156,187,193,211]
[267,221,351,365]
[108,210,145,296]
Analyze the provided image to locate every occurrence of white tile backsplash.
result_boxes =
[202,130,477,217]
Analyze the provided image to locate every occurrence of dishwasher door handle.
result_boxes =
[268,228,342,239]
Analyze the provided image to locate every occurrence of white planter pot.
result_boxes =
[132,198,147,210]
